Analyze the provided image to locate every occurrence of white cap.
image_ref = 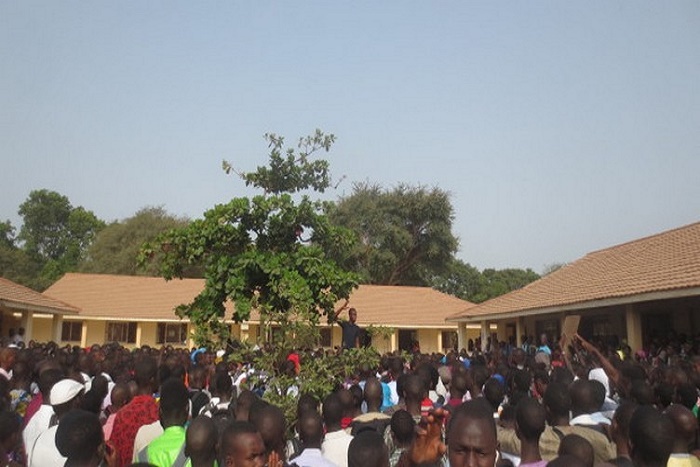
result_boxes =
[50,379,84,406]
[588,368,610,397]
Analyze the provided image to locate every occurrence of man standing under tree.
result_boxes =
[334,305,360,350]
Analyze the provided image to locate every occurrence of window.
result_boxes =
[62,321,83,342]
[106,322,137,343]
[319,327,332,347]
[441,331,458,351]
[157,323,188,345]
[398,329,418,352]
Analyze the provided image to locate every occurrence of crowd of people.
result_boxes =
[0,327,699,467]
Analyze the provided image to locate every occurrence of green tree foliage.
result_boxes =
[431,258,540,303]
[0,220,41,288]
[9,190,105,289]
[140,131,360,349]
[327,183,458,286]
[80,206,193,276]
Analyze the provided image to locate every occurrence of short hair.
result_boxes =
[322,392,343,426]
[483,378,504,412]
[55,409,104,462]
[134,357,158,388]
[390,410,415,445]
[220,421,260,457]
[348,429,387,467]
[298,411,324,446]
[516,397,546,442]
[185,416,217,461]
[159,378,189,417]
[212,370,233,397]
[297,393,319,417]
[612,401,637,441]
[557,434,594,467]
[448,398,496,441]
[547,454,588,467]
[543,381,572,417]
[629,406,674,465]
[403,374,427,403]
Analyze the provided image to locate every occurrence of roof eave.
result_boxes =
[446,286,700,323]
[0,299,79,316]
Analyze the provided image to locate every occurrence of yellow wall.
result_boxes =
[139,322,158,347]
[85,320,106,347]
[32,316,54,342]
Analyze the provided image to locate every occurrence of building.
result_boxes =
[0,277,79,343]
[447,221,700,352]
[40,273,475,353]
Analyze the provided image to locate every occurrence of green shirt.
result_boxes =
[143,425,187,467]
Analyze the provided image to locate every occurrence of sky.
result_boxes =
[1,2,699,273]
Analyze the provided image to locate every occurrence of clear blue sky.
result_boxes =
[2,2,699,272]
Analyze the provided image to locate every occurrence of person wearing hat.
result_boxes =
[28,377,84,467]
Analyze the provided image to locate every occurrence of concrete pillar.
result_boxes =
[516,317,524,346]
[51,314,63,343]
[480,320,488,352]
[80,321,88,348]
[457,322,467,351]
[625,304,643,352]
[390,330,397,352]
[20,311,34,342]
[437,330,443,352]
[135,323,143,347]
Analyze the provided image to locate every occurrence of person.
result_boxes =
[322,392,353,467]
[291,411,337,467]
[0,410,22,467]
[664,404,700,467]
[335,307,360,350]
[557,435,594,467]
[219,421,266,467]
[103,383,132,441]
[250,403,287,465]
[350,377,391,436]
[109,357,159,467]
[136,378,189,466]
[515,398,547,467]
[388,410,414,467]
[348,430,388,467]
[448,399,499,467]
[628,406,674,467]
[22,367,63,454]
[29,377,85,467]
[608,402,636,467]
[55,409,118,467]
[0,347,17,380]
[185,416,218,467]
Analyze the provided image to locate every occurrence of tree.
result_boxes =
[17,189,105,289]
[140,130,360,349]
[80,207,193,276]
[326,183,458,286]
[0,220,42,288]
[431,259,540,303]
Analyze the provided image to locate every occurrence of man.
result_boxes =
[55,409,117,467]
[29,377,85,467]
[664,404,700,467]
[336,307,360,350]
[136,378,189,466]
[185,416,218,467]
[348,431,388,467]
[448,399,499,467]
[557,435,594,467]
[110,356,159,467]
[628,406,674,467]
[515,398,547,467]
[22,368,63,454]
[291,411,337,467]
[219,421,266,467]
[350,377,391,436]
[0,346,17,380]
[322,393,353,467]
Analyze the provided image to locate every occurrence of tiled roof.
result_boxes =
[448,221,700,321]
[45,273,474,327]
[0,277,79,314]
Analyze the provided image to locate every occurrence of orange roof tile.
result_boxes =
[448,221,700,321]
[45,273,474,327]
[0,277,79,314]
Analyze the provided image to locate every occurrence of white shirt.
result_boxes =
[293,448,338,467]
[23,404,55,462]
[321,430,353,467]
[29,425,65,467]
[132,420,164,462]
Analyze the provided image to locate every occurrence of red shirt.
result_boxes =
[109,394,159,467]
